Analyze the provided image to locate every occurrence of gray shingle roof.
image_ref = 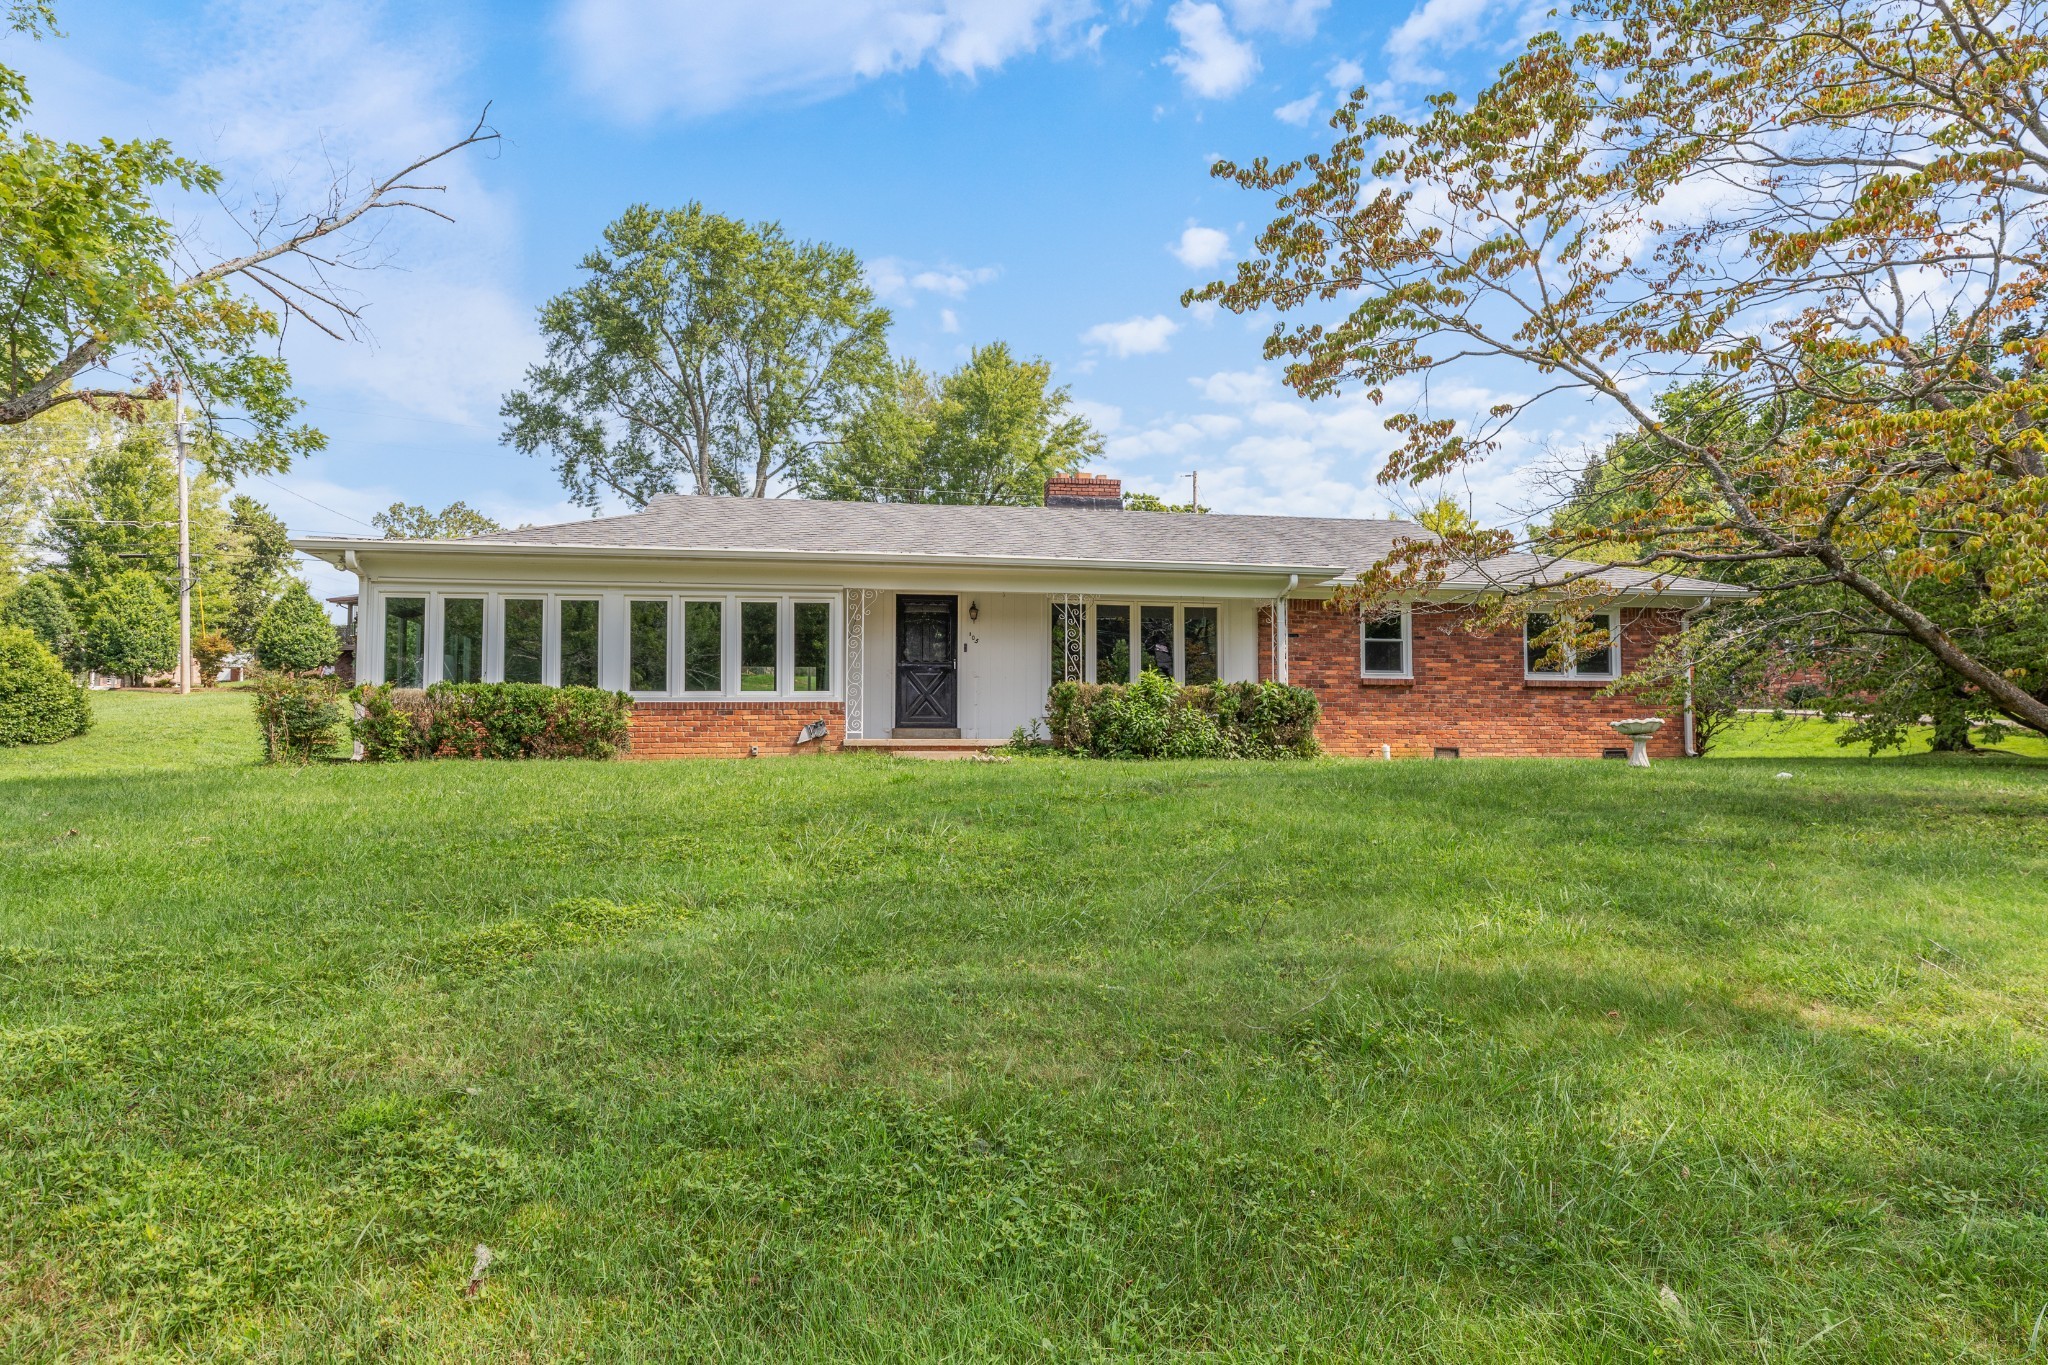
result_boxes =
[360,494,1744,598]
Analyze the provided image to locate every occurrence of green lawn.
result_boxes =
[1709,713,2048,761]
[4,691,2047,1360]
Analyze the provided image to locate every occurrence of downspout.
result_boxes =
[1680,600,1701,757]
[1273,574,1299,684]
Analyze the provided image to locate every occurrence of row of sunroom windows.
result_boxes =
[380,594,833,696]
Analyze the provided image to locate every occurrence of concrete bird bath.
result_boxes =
[1609,717,1665,768]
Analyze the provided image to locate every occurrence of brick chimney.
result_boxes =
[1044,472,1123,510]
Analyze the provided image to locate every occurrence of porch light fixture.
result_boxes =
[968,601,979,622]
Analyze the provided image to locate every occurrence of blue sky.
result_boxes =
[12,0,1560,597]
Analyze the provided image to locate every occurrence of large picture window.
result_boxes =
[1139,605,1174,676]
[503,598,544,684]
[1183,606,1218,686]
[793,601,831,692]
[560,600,600,687]
[740,601,779,691]
[683,600,722,692]
[1082,602,1220,684]
[384,596,425,688]
[629,600,670,693]
[1094,604,1130,683]
[1525,611,1617,679]
[1361,609,1409,677]
[442,598,484,684]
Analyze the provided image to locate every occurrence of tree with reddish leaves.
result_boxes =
[1195,0,2048,737]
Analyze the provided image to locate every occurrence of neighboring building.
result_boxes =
[290,477,1745,758]
[327,595,358,685]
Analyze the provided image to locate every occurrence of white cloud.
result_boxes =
[1164,1,1259,98]
[868,257,1001,306]
[562,0,1102,120]
[27,0,538,431]
[1225,0,1330,36]
[1168,224,1233,269]
[1193,369,1273,403]
[1385,0,1497,82]
[1327,57,1363,88]
[1071,398,1124,431]
[1273,92,1319,124]
[939,307,961,333]
[1082,314,1181,357]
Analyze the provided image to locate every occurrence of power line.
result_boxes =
[243,474,381,532]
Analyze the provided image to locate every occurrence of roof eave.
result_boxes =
[290,536,1347,580]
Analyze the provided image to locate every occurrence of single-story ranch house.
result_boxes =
[292,474,1746,759]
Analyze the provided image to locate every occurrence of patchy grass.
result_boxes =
[3,689,2047,1359]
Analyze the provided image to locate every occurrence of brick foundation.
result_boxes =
[627,701,844,758]
[1267,599,1691,759]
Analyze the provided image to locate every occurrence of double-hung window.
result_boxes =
[1360,608,1410,678]
[1524,611,1618,679]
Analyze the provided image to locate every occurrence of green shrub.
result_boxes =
[1045,675,1319,759]
[0,573,78,667]
[252,674,345,763]
[254,582,340,675]
[0,626,91,746]
[351,682,632,761]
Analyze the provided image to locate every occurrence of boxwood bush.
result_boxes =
[1045,675,1319,759]
[351,682,633,761]
[0,625,91,747]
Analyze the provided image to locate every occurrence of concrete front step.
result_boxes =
[844,736,1007,759]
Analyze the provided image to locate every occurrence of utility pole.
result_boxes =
[173,382,192,695]
[1183,470,1199,511]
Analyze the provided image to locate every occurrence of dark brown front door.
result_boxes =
[896,595,958,728]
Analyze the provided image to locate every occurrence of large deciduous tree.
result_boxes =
[0,7,494,476]
[502,204,892,504]
[371,500,505,539]
[792,343,1103,504]
[1195,0,2048,737]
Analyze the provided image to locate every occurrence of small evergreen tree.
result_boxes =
[80,571,177,681]
[254,582,340,675]
[0,626,91,745]
[0,573,77,667]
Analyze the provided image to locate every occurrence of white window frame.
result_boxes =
[1083,601,1223,684]
[364,588,839,699]
[624,595,673,698]
[1524,609,1620,680]
[1359,606,1412,679]
[550,593,604,689]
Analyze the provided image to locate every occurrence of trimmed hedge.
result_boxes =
[0,625,91,747]
[352,682,633,761]
[253,675,346,763]
[1046,674,1320,759]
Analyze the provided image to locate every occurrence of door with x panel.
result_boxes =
[895,594,958,730]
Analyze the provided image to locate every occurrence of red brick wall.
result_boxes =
[627,701,844,758]
[1267,599,1690,759]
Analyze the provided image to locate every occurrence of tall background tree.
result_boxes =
[371,500,505,539]
[503,204,891,505]
[1,7,495,476]
[792,343,1103,504]
[1197,0,2048,739]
